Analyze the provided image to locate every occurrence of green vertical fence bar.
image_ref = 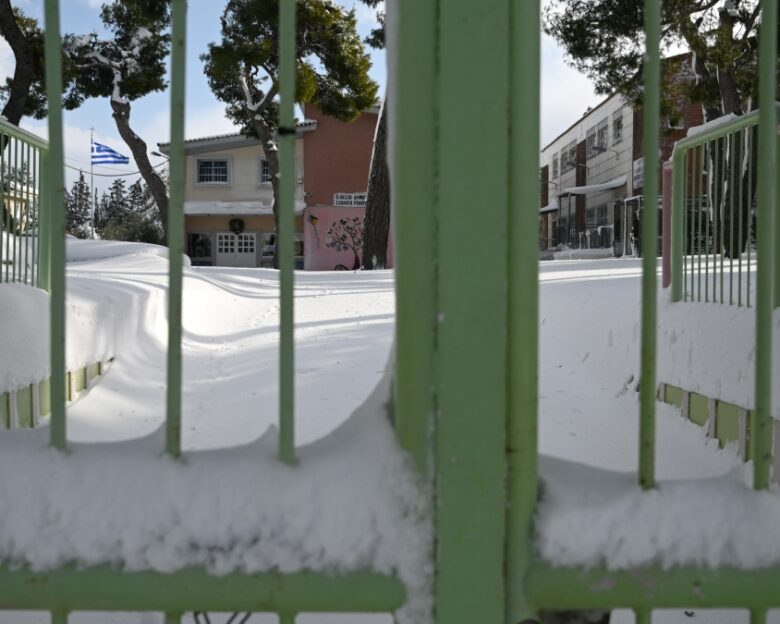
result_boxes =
[506,0,540,621]
[738,129,744,307]
[776,112,780,309]
[729,132,736,305]
[43,0,66,451]
[165,0,187,459]
[748,127,753,308]
[32,147,38,287]
[39,150,50,292]
[639,0,660,490]
[753,0,776,491]
[393,0,437,474]
[24,142,30,285]
[278,0,296,465]
[671,145,684,302]
[703,144,709,302]
[11,137,17,282]
[435,0,509,622]
[751,608,768,624]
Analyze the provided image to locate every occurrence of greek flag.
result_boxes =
[91,141,130,165]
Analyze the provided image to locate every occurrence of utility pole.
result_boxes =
[90,127,95,238]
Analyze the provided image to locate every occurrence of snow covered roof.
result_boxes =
[184,200,306,216]
[157,122,317,155]
[540,198,559,213]
[563,175,627,196]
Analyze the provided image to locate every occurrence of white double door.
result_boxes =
[215,232,257,268]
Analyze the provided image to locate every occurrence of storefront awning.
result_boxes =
[562,175,627,196]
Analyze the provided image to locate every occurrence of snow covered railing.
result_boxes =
[670,104,780,309]
[0,117,46,289]
[7,0,779,622]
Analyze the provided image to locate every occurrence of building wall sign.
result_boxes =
[632,157,644,191]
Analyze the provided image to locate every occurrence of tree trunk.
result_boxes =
[0,0,35,126]
[110,99,170,241]
[362,99,390,270]
[252,120,281,269]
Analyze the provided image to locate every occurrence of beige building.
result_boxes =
[159,122,313,268]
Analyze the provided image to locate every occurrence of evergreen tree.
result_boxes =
[65,171,91,239]
[62,0,171,240]
[544,0,770,257]
[0,3,84,125]
[202,0,378,268]
[544,0,765,119]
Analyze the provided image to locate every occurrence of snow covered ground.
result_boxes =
[1,244,778,623]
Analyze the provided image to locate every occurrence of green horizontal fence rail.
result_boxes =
[671,106,780,309]
[0,118,46,289]
[4,0,776,622]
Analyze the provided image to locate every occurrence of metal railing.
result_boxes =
[0,119,46,288]
[0,0,776,623]
[671,107,779,308]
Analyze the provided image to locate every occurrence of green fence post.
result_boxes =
[278,0,296,465]
[506,0,540,622]
[165,0,187,459]
[38,150,50,292]
[753,0,777,490]
[639,0,661,489]
[435,1,510,623]
[392,0,437,475]
[43,0,67,451]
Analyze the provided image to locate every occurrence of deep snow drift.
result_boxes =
[1,244,778,624]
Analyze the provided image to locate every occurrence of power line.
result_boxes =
[64,159,168,178]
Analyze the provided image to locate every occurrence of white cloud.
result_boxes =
[540,33,601,146]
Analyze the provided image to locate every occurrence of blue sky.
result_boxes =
[2,0,601,191]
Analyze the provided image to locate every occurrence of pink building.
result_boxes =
[161,104,388,271]
[301,103,392,271]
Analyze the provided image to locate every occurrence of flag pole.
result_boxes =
[90,127,95,238]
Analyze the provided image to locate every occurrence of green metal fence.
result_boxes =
[671,107,780,308]
[1,0,777,622]
[0,118,46,288]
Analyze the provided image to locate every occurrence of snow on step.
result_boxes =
[0,370,429,593]
[537,456,780,570]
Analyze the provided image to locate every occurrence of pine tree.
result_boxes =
[65,171,91,238]
[202,0,378,268]
[544,0,770,257]
[62,1,171,240]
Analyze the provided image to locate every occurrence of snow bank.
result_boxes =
[66,238,189,266]
[536,455,780,570]
[657,293,780,417]
[0,283,49,392]
[0,242,174,393]
[0,370,431,623]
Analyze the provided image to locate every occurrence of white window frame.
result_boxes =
[552,153,559,179]
[334,192,368,207]
[562,140,577,172]
[259,158,272,185]
[196,157,231,185]
[612,112,624,145]
[586,126,598,158]
[596,119,609,150]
